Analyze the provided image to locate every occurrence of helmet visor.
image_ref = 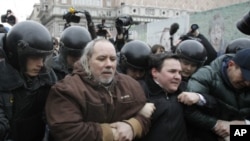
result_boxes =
[60,43,83,57]
[17,40,53,74]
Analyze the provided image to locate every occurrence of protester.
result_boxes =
[185,47,250,141]
[138,53,188,141]
[45,38,155,141]
[0,20,57,141]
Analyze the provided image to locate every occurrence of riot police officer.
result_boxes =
[179,24,217,65]
[118,40,152,80]
[175,40,207,81]
[225,38,250,54]
[51,26,92,80]
[0,20,57,141]
[174,39,219,141]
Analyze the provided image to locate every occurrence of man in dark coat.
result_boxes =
[138,53,188,141]
[185,48,250,141]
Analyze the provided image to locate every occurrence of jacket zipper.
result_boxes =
[104,87,114,122]
[107,90,113,104]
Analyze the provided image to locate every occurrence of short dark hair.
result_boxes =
[151,44,165,54]
[148,52,179,72]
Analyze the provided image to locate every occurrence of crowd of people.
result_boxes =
[0,8,250,141]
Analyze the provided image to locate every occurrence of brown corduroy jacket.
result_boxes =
[45,61,151,141]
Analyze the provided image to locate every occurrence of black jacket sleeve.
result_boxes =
[197,34,217,65]
[84,11,97,39]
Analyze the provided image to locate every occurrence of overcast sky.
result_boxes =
[0,0,40,22]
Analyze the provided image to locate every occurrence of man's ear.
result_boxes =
[151,68,158,78]
[228,60,235,67]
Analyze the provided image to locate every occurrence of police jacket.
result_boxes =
[138,75,188,141]
[185,54,250,140]
[50,55,70,80]
[0,59,57,141]
[45,61,151,141]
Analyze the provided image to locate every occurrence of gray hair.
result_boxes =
[80,38,110,77]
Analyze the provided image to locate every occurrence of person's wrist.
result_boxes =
[213,120,220,130]
[123,118,142,138]
[196,93,206,106]
[111,127,118,141]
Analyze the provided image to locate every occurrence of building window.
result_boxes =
[107,11,111,16]
[146,8,155,15]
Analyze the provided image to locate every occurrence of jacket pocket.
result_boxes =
[85,101,107,122]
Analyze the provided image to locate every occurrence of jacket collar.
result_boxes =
[0,59,24,90]
[0,59,57,91]
[145,74,165,96]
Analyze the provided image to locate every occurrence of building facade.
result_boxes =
[28,0,249,37]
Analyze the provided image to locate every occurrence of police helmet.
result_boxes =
[5,20,53,71]
[175,40,207,66]
[225,38,250,54]
[120,40,151,70]
[59,26,91,58]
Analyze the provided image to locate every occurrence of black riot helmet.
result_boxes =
[175,40,207,66]
[5,20,53,72]
[59,26,91,59]
[225,38,250,54]
[120,40,151,70]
